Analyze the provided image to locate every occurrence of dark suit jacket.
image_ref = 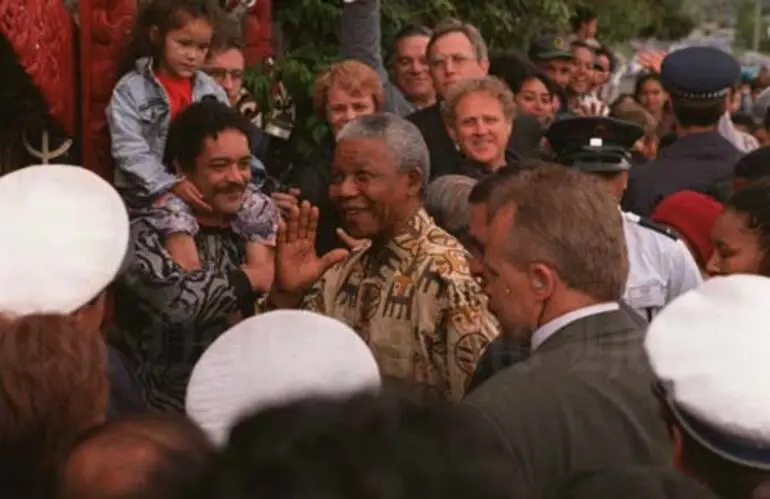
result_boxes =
[408,104,543,180]
[463,307,671,499]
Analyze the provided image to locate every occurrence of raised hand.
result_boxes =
[171,178,212,213]
[272,201,349,304]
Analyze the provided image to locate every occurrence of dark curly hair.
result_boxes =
[119,0,223,76]
[164,98,253,173]
[725,178,770,260]
[184,393,519,499]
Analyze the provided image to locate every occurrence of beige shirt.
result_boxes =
[259,209,500,401]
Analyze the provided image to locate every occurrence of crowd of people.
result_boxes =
[4,0,770,498]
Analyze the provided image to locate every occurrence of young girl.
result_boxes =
[107,0,276,290]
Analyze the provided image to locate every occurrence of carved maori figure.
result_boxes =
[0,0,76,136]
[79,0,138,180]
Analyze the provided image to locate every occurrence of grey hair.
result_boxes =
[337,113,430,185]
[425,175,477,238]
[428,18,488,61]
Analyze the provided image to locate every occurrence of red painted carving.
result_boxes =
[242,0,273,66]
[80,0,138,181]
[0,0,76,136]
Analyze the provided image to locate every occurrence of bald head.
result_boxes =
[60,414,213,499]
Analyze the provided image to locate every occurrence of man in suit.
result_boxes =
[463,165,671,498]
[407,19,543,180]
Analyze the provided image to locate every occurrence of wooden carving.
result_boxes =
[80,0,138,181]
[0,0,76,136]
[242,0,273,65]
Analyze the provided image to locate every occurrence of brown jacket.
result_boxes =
[463,307,671,498]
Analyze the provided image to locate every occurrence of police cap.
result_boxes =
[646,275,770,470]
[661,47,740,101]
[528,34,573,62]
[545,116,644,173]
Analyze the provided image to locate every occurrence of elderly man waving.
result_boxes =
[259,113,500,402]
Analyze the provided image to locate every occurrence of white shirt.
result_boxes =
[530,302,620,352]
[622,212,702,322]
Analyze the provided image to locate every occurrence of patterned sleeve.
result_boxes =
[122,221,255,326]
[232,187,279,245]
[254,270,332,314]
[437,255,502,402]
[144,193,200,238]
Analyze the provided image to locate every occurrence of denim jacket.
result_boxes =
[107,58,265,205]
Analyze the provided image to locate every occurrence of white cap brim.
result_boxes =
[0,165,129,315]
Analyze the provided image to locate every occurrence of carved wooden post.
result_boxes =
[79,0,138,181]
[0,0,76,137]
[242,0,273,66]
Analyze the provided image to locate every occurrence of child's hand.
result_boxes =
[172,179,212,213]
[271,188,300,220]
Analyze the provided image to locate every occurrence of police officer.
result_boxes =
[646,275,770,499]
[546,115,702,322]
[622,46,744,216]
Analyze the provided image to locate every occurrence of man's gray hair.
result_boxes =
[337,113,430,184]
[425,175,476,238]
[428,18,488,61]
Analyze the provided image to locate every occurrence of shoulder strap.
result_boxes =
[637,216,679,241]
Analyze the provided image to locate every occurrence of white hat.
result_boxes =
[186,310,381,445]
[0,165,129,316]
[645,274,770,469]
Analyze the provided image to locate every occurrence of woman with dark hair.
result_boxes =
[489,51,560,124]
[634,72,673,136]
[707,178,770,276]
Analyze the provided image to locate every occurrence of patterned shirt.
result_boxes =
[260,209,501,401]
[110,218,257,411]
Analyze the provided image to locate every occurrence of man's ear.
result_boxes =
[530,263,556,299]
[479,57,490,75]
[406,168,424,196]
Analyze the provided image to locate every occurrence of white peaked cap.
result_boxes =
[0,165,130,316]
[186,310,381,446]
[645,274,770,468]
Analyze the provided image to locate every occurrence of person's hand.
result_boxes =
[577,100,609,117]
[637,50,665,73]
[271,201,349,305]
[271,188,300,220]
[171,178,212,213]
[336,227,369,250]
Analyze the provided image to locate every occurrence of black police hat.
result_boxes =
[545,116,644,173]
[661,46,740,101]
[528,35,573,62]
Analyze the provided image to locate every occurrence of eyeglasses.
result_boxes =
[205,68,244,80]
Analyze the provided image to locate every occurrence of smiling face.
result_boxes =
[569,45,595,96]
[157,17,213,78]
[447,90,512,168]
[326,85,378,137]
[328,138,422,239]
[392,35,434,103]
[185,128,252,215]
[516,77,552,122]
